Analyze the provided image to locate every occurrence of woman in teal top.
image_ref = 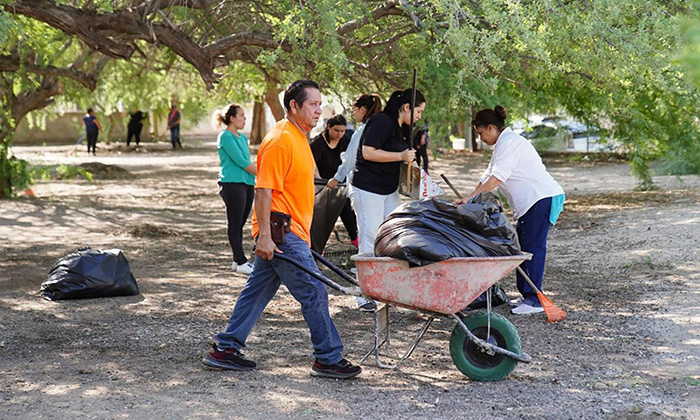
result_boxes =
[216,104,257,275]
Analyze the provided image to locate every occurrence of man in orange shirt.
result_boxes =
[203,80,361,379]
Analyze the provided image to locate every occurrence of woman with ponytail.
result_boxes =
[351,88,426,257]
[463,105,565,315]
[216,104,257,275]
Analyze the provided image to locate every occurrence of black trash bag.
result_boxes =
[465,284,509,310]
[310,179,348,253]
[41,247,139,301]
[374,192,520,267]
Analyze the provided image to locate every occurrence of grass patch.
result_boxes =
[31,164,93,182]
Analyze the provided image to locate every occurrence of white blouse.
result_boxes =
[479,128,564,219]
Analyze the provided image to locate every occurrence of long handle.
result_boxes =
[407,66,418,188]
[440,173,462,199]
[273,253,361,296]
[516,266,542,293]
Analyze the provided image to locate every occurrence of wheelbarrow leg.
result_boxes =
[361,303,435,369]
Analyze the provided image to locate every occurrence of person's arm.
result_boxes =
[329,127,362,188]
[253,188,281,260]
[94,118,102,131]
[362,146,414,163]
[221,132,255,174]
[458,176,501,203]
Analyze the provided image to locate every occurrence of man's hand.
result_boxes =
[255,236,281,260]
[326,178,339,189]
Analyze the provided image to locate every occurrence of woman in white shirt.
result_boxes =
[460,106,565,315]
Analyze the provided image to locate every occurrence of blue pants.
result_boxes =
[215,232,344,365]
[516,197,552,307]
[170,126,182,149]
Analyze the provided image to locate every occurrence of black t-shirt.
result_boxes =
[128,111,145,128]
[352,113,410,195]
[310,133,350,180]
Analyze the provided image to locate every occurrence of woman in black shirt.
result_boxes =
[351,88,426,255]
[310,114,358,246]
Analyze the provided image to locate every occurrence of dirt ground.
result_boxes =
[1,140,698,420]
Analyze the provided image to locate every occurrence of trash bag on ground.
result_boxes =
[310,179,348,253]
[41,247,139,300]
[374,193,521,267]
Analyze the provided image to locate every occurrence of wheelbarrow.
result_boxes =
[273,250,533,381]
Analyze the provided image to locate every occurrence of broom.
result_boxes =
[440,173,567,322]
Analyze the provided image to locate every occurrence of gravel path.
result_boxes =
[1,142,698,419]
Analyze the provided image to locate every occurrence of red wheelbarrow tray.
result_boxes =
[352,252,533,315]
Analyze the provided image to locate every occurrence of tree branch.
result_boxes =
[0,53,99,90]
[336,0,404,36]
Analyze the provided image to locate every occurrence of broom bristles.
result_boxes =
[537,291,567,323]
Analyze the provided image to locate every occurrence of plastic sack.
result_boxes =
[41,247,139,300]
[310,180,348,253]
[374,193,521,267]
[398,164,445,199]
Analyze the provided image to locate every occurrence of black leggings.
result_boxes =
[415,145,429,173]
[127,125,142,146]
[86,130,98,154]
[339,198,358,241]
[219,182,255,264]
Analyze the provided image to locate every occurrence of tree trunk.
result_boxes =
[0,76,60,198]
[250,100,265,145]
[264,86,284,122]
[0,123,13,198]
[470,108,479,152]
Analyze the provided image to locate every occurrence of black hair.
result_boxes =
[87,108,93,114]
[216,104,242,126]
[472,106,507,130]
[323,114,346,138]
[283,79,320,112]
[353,94,382,123]
[383,88,426,121]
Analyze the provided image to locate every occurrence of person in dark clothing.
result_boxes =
[127,109,146,146]
[413,121,429,173]
[82,108,102,155]
[351,88,426,255]
[310,114,358,246]
[168,104,182,149]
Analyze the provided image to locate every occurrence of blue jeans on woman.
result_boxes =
[515,197,552,307]
[215,232,344,365]
[170,126,182,149]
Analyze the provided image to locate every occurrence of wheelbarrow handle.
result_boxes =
[310,249,359,286]
[272,252,361,297]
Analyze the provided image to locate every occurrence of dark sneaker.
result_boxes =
[201,344,256,371]
[359,300,377,312]
[310,358,362,379]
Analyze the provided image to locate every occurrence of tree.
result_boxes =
[0,14,109,197]
[5,0,700,191]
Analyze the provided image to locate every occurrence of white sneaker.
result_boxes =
[232,261,254,275]
[508,297,524,308]
[511,303,544,315]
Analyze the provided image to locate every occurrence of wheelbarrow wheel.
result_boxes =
[449,311,521,381]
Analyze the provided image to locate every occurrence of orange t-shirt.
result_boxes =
[252,119,315,244]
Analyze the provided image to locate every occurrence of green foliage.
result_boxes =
[30,163,94,182]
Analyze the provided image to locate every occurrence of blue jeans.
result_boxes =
[215,232,344,365]
[170,126,182,148]
[516,197,552,307]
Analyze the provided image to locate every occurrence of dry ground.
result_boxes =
[1,140,698,420]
